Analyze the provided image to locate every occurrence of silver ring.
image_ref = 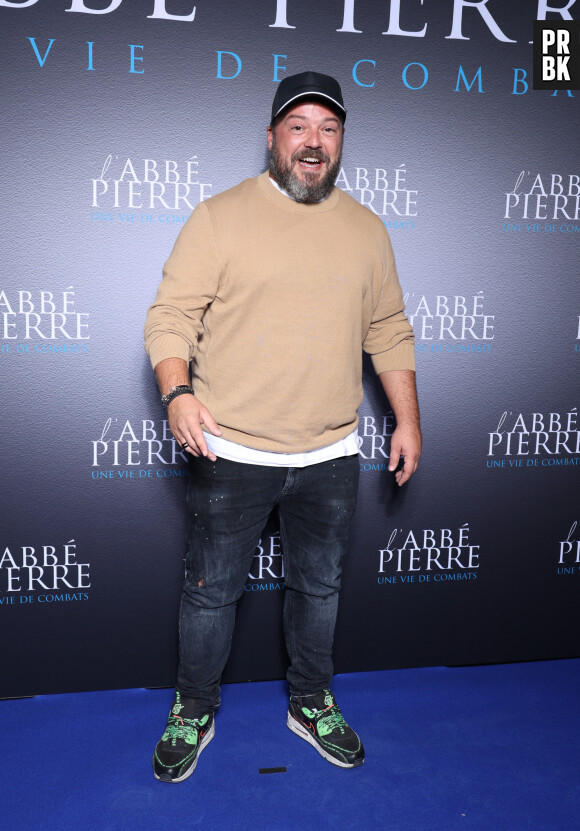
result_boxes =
[181,442,189,450]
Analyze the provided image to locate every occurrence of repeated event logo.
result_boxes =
[0,287,89,357]
[406,291,494,356]
[11,3,576,99]
[487,408,580,468]
[377,523,480,585]
[336,164,417,231]
[245,532,284,593]
[90,154,212,226]
[503,170,580,234]
[0,540,90,606]
[576,315,580,353]
[91,417,188,480]
[558,521,579,577]
[358,413,395,471]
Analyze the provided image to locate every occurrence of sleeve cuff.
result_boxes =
[146,333,191,370]
[370,342,416,375]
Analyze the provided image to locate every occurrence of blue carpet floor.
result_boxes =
[2,660,579,831]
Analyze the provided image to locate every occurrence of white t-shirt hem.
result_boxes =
[204,429,359,467]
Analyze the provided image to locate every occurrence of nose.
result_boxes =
[304,131,321,149]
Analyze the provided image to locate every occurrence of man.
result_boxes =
[144,71,421,783]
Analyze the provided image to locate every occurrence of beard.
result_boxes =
[269,133,342,204]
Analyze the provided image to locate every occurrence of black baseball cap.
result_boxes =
[271,71,346,124]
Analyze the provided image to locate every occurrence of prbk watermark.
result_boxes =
[533,21,580,92]
[377,523,480,585]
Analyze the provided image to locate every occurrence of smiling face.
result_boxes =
[267,100,344,203]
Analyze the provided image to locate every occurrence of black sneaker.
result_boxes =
[287,689,365,768]
[153,693,215,783]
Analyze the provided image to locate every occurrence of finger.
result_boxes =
[388,442,402,473]
[167,397,220,460]
[175,435,194,456]
[181,438,216,462]
[395,461,410,486]
[172,419,211,459]
[185,423,217,461]
[199,406,222,437]
[395,454,419,486]
[183,435,216,461]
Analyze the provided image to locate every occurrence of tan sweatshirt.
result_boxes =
[144,171,415,454]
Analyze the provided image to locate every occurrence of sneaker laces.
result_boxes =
[164,714,201,743]
[316,705,348,734]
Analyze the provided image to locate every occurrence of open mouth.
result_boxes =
[296,156,325,170]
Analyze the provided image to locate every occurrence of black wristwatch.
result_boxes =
[161,385,194,408]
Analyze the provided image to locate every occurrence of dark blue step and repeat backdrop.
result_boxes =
[1,0,578,697]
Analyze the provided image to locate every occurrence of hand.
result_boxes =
[388,423,422,486]
[167,393,222,461]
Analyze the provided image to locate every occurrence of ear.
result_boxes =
[267,125,274,151]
